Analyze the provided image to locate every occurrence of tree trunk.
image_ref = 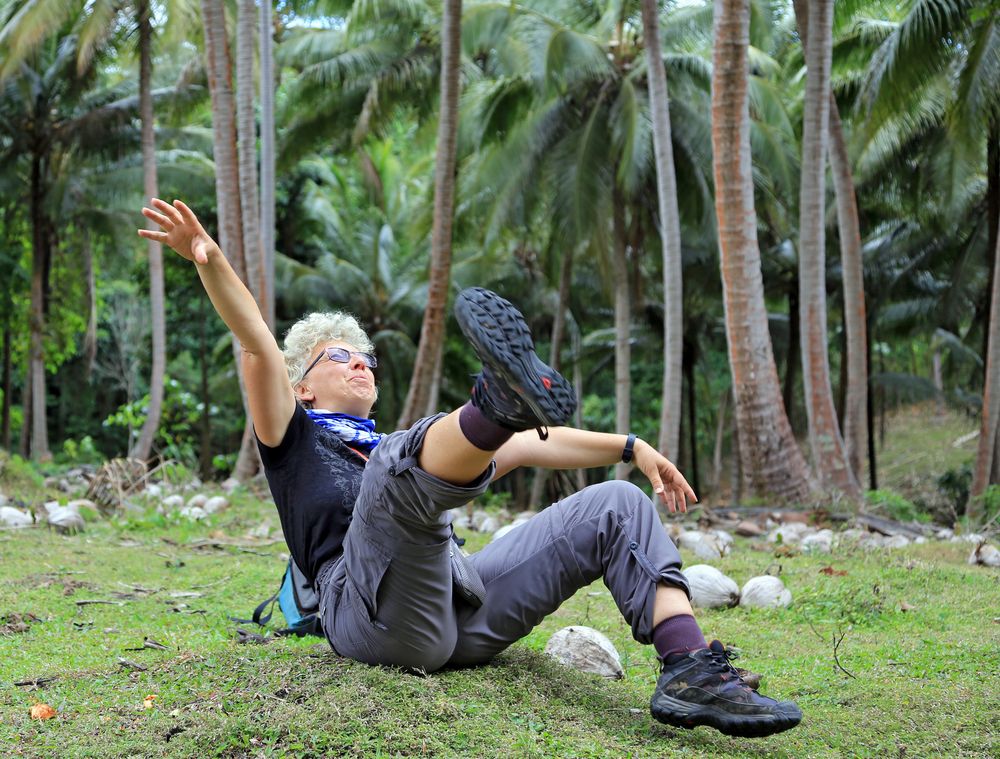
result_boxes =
[982,130,999,382]
[711,386,729,493]
[28,153,50,461]
[684,339,699,494]
[397,0,462,430]
[796,0,860,500]
[971,208,1000,506]
[641,0,684,460]
[132,0,167,464]
[259,0,276,331]
[829,101,868,482]
[530,246,574,507]
[237,0,262,304]
[783,284,799,430]
[711,0,812,503]
[866,320,878,491]
[795,0,868,486]
[1,326,10,451]
[199,299,213,480]
[202,0,257,479]
[82,226,97,378]
[424,339,444,417]
[612,188,631,481]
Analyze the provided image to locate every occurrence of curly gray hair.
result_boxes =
[283,311,375,385]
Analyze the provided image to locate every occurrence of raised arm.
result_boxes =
[138,198,295,446]
[493,427,697,513]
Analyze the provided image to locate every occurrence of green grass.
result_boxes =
[2,500,998,758]
[1,404,998,758]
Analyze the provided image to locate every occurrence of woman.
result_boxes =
[139,198,801,738]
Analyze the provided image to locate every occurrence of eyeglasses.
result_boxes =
[300,347,378,381]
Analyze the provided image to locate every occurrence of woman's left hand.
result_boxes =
[632,439,697,513]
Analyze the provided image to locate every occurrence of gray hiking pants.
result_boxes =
[316,414,690,673]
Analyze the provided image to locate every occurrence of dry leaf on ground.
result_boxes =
[29,703,56,720]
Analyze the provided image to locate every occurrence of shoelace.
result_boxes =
[703,646,758,694]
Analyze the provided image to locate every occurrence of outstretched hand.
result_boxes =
[138,198,217,264]
[633,440,697,513]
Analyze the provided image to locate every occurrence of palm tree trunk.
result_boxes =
[971,218,1000,506]
[640,0,683,460]
[82,226,97,379]
[684,338,699,493]
[711,0,811,503]
[237,0,261,304]
[202,0,258,480]
[795,0,867,492]
[28,153,50,461]
[783,284,799,430]
[1,326,11,450]
[259,0,276,331]
[612,187,631,481]
[796,0,860,500]
[829,101,868,482]
[397,0,462,429]
[132,0,166,464]
[530,245,575,506]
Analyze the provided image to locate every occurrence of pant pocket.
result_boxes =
[343,529,393,629]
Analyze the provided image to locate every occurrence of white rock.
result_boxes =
[935,528,954,541]
[221,477,240,494]
[767,523,809,545]
[491,523,522,542]
[960,533,985,544]
[186,494,208,509]
[249,520,272,539]
[839,528,866,542]
[145,483,162,498]
[46,505,85,533]
[544,626,623,679]
[479,516,500,534]
[801,529,835,554]
[162,495,184,510]
[883,535,911,549]
[969,543,1000,567]
[451,514,473,531]
[677,530,729,560]
[914,536,927,544]
[179,505,208,520]
[683,564,740,608]
[711,529,735,549]
[740,576,792,608]
[203,496,229,515]
[471,509,490,531]
[0,506,33,528]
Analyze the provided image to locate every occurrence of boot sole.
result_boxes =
[651,694,802,738]
[455,288,576,428]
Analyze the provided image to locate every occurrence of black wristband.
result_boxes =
[621,433,637,464]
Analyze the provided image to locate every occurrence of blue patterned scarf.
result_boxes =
[306,409,384,452]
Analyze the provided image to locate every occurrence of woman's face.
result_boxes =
[295,340,377,417]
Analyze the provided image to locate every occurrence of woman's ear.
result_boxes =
[294,382,315,406]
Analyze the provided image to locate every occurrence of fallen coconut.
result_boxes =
[162,495,184,511]
[682,564,740,608]
[186,494,208,509]
[0,505,33,528]
[203,496,229,515]
[801,529,835,554]
[740,575,792,608]
[179,505,208,520]
[544,625,623,679]
[969,543,1000,567]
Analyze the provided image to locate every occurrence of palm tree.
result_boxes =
[640,0,684,460]
[397,0,462,428]
[973,230,1000,502]
[200,0,263,479]
[796,0,860,499]
[0,0,200,463]
[0,19,144,460]
[260,0,276,331]
[711,0,813,502]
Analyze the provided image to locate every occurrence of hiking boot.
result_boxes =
[650,640,802,738]
[455,287,576,436]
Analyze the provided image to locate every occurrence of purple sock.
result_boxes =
[652,614,708,661]
[458,402,515,451]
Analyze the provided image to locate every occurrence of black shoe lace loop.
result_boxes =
[706,645,741,673]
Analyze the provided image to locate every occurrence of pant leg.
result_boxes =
[448,480,688,667]
[319,414,495,673]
